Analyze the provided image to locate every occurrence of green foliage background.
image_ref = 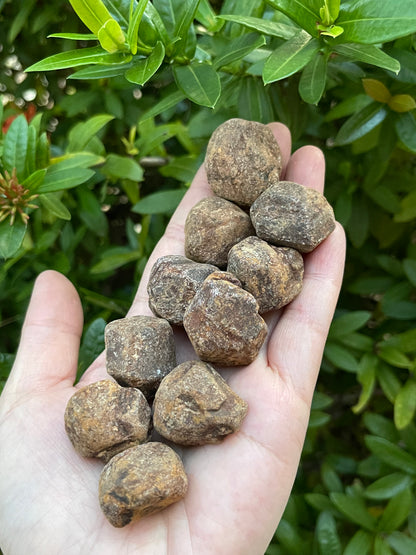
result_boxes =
[1,0,416,552]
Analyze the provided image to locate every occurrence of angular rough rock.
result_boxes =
[64,379,151,462]
[99,442,188,527]
[185,196,254,268]
[227,236,304,313]
[250,181,336,253]
[183,271,268,366]
[105,316,176,395]
[147,255,218,324]
[205,118,282,206]
[153,360,248,445]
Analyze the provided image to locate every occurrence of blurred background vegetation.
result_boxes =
[1,1,416,552]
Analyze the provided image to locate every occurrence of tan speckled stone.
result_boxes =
[147,255,218,324]
[250,181,336,253]
[99,443,188,527]
[64,380,151,462]
[227,236,304,313]
[185,196,254,268]
[205,118,282,206]
[183,271,267,366]
[153,361,248,445]
[105,316,176,396]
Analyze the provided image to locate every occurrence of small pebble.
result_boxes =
[250,181,336,253]
[227,236,304,313]
[99,442,188,527]
[185,196,254,268]
[205,118,282,206]
[105,316,176,396]
[153,360,248,446]
[147,255,218,324]
[183,271,268,366]
[64,380,151,462]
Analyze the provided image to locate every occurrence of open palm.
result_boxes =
[0,123,346,555]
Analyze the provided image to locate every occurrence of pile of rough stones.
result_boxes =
[64,119,336,528]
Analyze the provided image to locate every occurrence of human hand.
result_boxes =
[0,123,346,555]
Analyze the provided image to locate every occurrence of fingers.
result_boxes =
[285,145,326,192]
[268,223,346,404]
[2,271,83,400]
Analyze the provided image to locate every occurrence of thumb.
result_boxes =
[2,270,83,401]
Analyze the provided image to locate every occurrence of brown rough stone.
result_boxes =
[153,360,248,445]
[64,380,151,462]
[183,271,267,366]
[147,255,218,324]
[227,236,304,313]
[205,118,282,206]
[105,316,176,395]
[250,181,336,253]
[99,442,188,527]
[185,196,254,268]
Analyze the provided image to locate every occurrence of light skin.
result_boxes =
[0,123,346,555]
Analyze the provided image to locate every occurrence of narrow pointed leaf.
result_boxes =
[365,435,416,475]
[48,32,97,40]
[327,0,340,22]
[127,0,149,54]
[387,532,416,554]
[316,511,342,555]
[263,33,319,84]
[140,89,186,121]
[394,380,416,430]
[68,0,117,35]
[0,219,26,259]
[344,530,372,555]
[266,0,321,36]
[174,62,221,108]
[40,193,71,220]
[22,168,47,190]
[2,115,28,179]
[365,473,414,500]
[299,52,327,104]
[196,0,223,32]
[70,62,132,80]
[26,47,131,72]
[125,41,165,85]
[378,489,412,532]
[218,15,296,39]
[334,103,387,145]
[338,0,416,44]
[67,114,114,153]
[334,44,400,73]
[97,19,126,53]
[37,168,94,193]
[214,33,266,70]
[330,493,377,531]
[174,0,202,49]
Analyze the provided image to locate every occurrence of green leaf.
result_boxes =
[91,250,142,273]
[125,41,165,84]
[0,219,27,259]
[316,511,341,555]
[132,189,186,214]
[299,52,327,105]
[67,114,114,153]
[309,410,331,428]
[50,152,105,170]
[40,193,71,220]
[379,346,412,369]
[76,186,108,237]
[379,489,412,532]
[395,190,416,223]
[196,0,223,32]
[365,473,414,500]
[238,77,274,124]
[380,329,416,354]
[97,18,126,53]
[26,47,131,72]
[396,113,416,153]
[37,168,94,194]
[365,435,416,475]
[329,492,376,531]
[2,115,28,179]
[334,103,387,146]
[213,33,265,70]
[36,132,50,169]
[127,0,149,54]
[394,380,416,431]
[352,353,377,414]
[333,44,400,73]
[174,63,221,108]
[68,0,119,36]
[70,62,133,79]
[374,536,394,555]
[325,94,372,122]
[218,15,296,39]
[173,0,202,56]
[377,363,401,404]
[48,32,98,40]
[25,125,37,177]
[266,0,321,36]
[387,532,416,555]
[338,0,416,44]
[263,33,319,84]
[78,318,106,375]
[329,311,371,338]
[102,153,143,181]
[324,342,359,372]
[363,413,398,443]
[140,89,186,122]
[326,0,340,22]
[343,530,373,555]
[403,258,416,287]
[389,94,416,113]
[21,168,47,190]
[159,155,199,183]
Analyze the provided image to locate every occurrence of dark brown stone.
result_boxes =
[99,442,188,527]
[153,361,248,446]
[227,236,304,313]
[147,255,218,324]
[183,271,267,366]
[105,316,176,395]
[64,380,151,462]
[185,196,254,268]
[250,181,336,253]
[205,118,282,206]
